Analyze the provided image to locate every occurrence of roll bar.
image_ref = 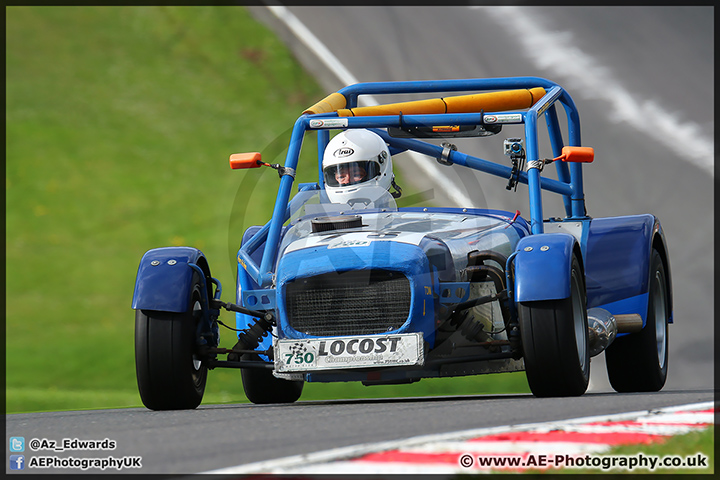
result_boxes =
[235,76,589,288]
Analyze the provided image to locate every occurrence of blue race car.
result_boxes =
[132,76,672,409]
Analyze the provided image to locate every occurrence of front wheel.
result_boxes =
[135,276,207,410]
[518,255,589,397]
[241,354,304,404]
[605,249,669,392]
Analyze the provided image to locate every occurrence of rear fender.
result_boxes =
[651,218,673,323]
[132,247,211,313]
[585,214,673,325]
[513,233,580,303]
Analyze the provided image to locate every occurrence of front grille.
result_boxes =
[285,269,411,337]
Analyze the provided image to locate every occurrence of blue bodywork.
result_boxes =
[513,233,579,303]
[510,214,673,329]
[133,75,672,385]
[584,214,673,326]
[276,240,437,343]
[132,247,211,313]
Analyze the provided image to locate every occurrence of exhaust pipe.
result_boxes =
[587,308,643,357]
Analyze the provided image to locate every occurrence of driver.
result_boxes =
[322,129,401,204]
[335,163,367,186]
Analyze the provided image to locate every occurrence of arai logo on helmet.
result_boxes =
[334,147,355,158]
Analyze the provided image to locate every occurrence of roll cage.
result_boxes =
[236,76,592,289]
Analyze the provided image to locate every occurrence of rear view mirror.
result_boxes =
[230,152,262,169]
[560,146,594,163]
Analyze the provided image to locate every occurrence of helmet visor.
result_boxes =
[323,160,380,188]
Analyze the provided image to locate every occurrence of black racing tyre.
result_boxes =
[605,249,669,392]
[135,274,207,410]
[518,255,589,397]
[241,353,304,404]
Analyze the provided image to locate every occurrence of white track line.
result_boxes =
[480,6,713,175]
[267,5,472,207]
[202,401,714,474]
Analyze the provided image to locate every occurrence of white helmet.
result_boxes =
[322,129,397,204]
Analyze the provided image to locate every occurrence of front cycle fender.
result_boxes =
[513,233,580,303]
[132,247,210,313]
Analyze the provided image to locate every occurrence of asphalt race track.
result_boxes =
[6,390,714,473]
[6,6,714,475]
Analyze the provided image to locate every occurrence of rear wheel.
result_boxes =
[135,275,207,410]
[605,249,668,392]
[518,255,589,397]
[241,353,304,404]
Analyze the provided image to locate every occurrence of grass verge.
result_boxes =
[6,6,528,414]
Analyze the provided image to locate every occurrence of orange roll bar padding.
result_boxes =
[303,92,348,115]
[340,98,448,117]
[230,152,263,169]
[335,87,547,117]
